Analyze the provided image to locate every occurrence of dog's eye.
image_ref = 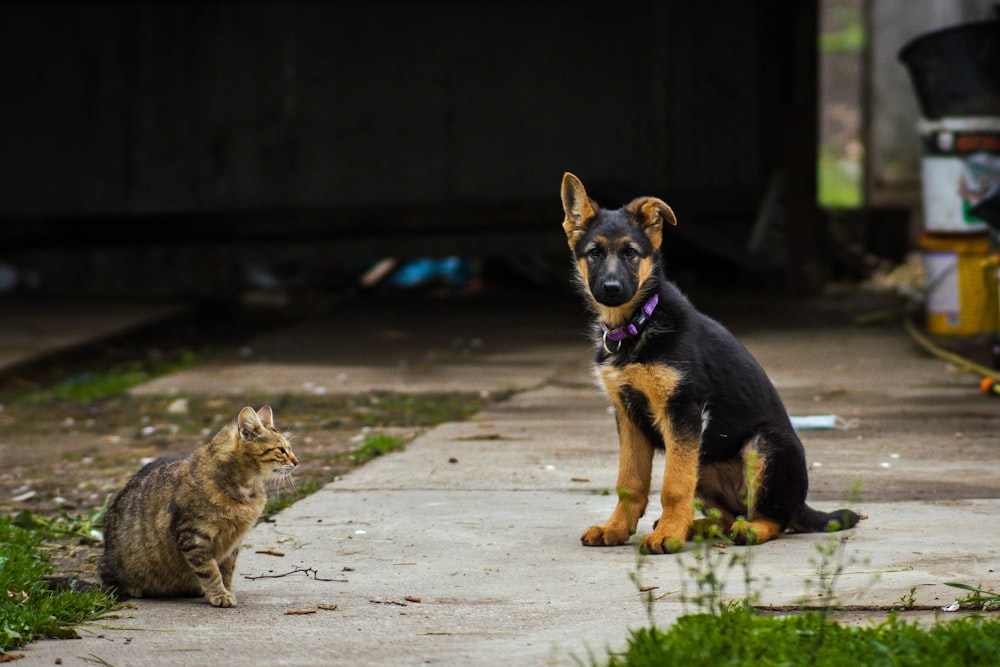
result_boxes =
[622,247,639,259]
[586,247,602,259]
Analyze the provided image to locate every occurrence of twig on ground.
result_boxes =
[243,566,347,582]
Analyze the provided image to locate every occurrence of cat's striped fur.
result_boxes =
[98,406,297,607]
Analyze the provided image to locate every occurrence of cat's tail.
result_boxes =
[789,503,861,533]
[43,574,105,595]
[96,558,131,601]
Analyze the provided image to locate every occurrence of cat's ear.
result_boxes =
[257,405,274,428]
[237,405,264,441]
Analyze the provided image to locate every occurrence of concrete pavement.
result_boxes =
[0,297,188,373]
[14,289,1000,666]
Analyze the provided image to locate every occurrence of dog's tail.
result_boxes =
[789,503,861,534]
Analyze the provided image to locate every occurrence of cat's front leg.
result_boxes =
[219,548,239,591]
[177,528,237,607]
[196,559,236,608]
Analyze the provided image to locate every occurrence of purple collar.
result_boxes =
[601,293,659,345]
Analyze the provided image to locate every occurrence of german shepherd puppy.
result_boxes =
[561,172,860,554]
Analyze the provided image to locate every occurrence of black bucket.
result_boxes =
[898,20,1000,119]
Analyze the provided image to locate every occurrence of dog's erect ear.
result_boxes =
[561,172,597,245]
[627,196,677,251]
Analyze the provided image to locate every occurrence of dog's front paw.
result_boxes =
[640,531,686,554]
[581,525,630,546]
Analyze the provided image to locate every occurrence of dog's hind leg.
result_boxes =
[687,508,735,540]
[729,432,799,545]
[581,414,653,547]
[694,436,788,546]
[686,508,783,546]
[729,516,785,545]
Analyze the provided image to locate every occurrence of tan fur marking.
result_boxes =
[580,407,653,547]
[593,363,701,553]
[593,292,647,330]
[727,441,784,544]
[561,172,596,246]
[731,516,784,545]
[624,196,677,251]
[575,257,590,294]
[619,362,699,554]
[688,513,734,540]
[696,439,766,520]
[742,439,768,520]
[589,254,656,329]
[645,444,699,554]
[636,256,655,297]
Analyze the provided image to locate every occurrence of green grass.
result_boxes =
[260,479,324,522]
[51,352,201,401]
[338,432,406,464]
[589,487,1000,667]
[597,602,1000,667]
[0,515,117,655]
[353,393,491,427]
[6,350,203,404]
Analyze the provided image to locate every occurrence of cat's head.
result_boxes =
[235,405,298,478]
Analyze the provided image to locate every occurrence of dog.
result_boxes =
[560,172,860,554]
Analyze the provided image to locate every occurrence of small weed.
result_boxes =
[10,498,110,545]
[945,582,1000,612]
[897,586,918,611]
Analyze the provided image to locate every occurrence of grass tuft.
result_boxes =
[598,604,1000,667]
[337,432,406,465]
[0,516,117,654]
[589,480,1000,666]
[259,479,325,523]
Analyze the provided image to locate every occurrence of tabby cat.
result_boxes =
[98,405,297,607]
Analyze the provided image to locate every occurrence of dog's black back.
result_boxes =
[604,276,815,528]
